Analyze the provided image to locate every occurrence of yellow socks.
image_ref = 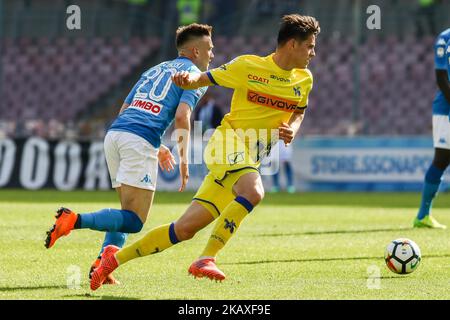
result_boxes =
[114,196,254,265]
[201,196,254,258]
[115,223,180,265]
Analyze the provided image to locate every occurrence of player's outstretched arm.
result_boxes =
[171,71,212,90]
[157,145,176,172]
[118,102,130,114]
[174,102,192,192]
[278,110,305,146]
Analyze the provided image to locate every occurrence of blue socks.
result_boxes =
[76,208,143,233]
[73,209,142,261]
[169,222,180,245]
[284,162,294,187]
[98,232,128,259]
[417,164,444,220]
[272,172,280,189]
[235,196,254,213]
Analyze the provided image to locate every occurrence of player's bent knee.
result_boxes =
[258,187,265,202]
[254,190,264,205]
[240,188,264,206]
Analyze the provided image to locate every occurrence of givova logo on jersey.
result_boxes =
[129,98,163,115]
[247,90,300,112]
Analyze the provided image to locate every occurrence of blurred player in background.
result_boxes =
[44,23,214,283]
[270,141,296,193]
[414,28,450,229]
[194,91,223,133]
[91,14,319,289]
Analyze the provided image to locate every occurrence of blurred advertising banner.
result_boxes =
[289,137,449,191]
[0,136,446,191]
[0,137,110,190]
[0,136,209,191]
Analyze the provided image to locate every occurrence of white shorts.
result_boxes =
[104,131,158,191]
[432,115,450,150]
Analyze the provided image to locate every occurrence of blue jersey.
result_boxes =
[432,28,450,115]
[447,39,450,81]
[109,56,207,148]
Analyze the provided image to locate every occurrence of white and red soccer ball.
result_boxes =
[384,238,421,274]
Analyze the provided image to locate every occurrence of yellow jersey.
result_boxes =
[206,53,313,157]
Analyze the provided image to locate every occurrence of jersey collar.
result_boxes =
[177,56,192,62]
[268,53,294,75]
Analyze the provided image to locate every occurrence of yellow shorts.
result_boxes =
[193,122,260,219]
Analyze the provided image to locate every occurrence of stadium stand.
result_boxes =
[0,0,449,138]
[0,36,159,121]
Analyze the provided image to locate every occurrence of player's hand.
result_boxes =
[278,122,294,146]
[158,145,176,172]
[178,162,189,192]
[171,71,191,88]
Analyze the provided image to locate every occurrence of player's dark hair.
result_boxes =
[277,14,320,46]
[175,23,213,49]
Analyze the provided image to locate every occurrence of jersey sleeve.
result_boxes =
[206,56,248,89]
[435,36,448,70]
[179,86,208,110]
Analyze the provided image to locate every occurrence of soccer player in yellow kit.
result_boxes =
[90,14,320,289]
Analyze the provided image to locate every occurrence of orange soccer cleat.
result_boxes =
[44,207,78,249]
[188,258,226,281]
[89,258,120,285]
[90,245,120,291]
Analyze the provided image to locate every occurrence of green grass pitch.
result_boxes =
[0,190,449,300]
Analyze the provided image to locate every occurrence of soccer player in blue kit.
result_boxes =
[44,23,214,283]
[414,28,450,229]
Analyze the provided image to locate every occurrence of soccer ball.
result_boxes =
[384,238,421,274]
